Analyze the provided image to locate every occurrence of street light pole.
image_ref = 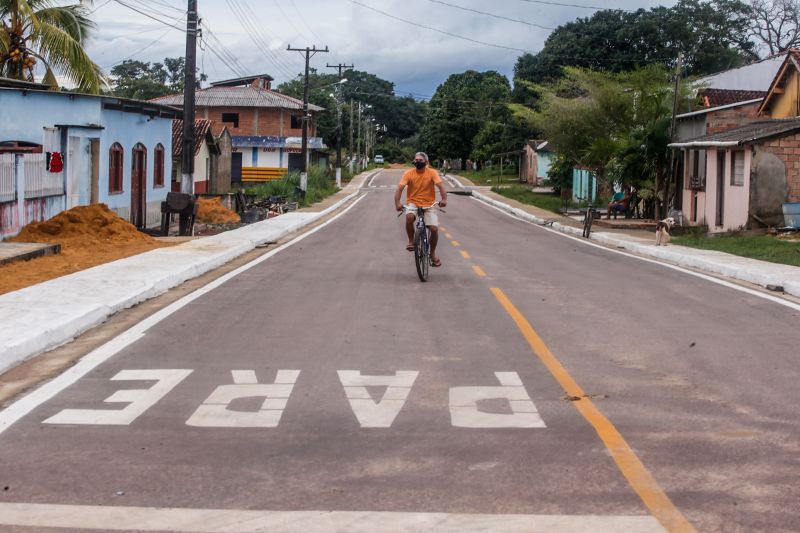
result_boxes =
[180,0,198,197]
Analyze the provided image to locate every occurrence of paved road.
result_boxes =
[1,169,798,532]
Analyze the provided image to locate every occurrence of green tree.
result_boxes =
[109,57,206,100]
[513,0,757,93]
[420,70,512,168]
[0,0,104,92]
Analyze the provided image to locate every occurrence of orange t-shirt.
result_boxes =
[400,167,442,207]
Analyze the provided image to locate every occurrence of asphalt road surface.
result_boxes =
[1,169,798,532]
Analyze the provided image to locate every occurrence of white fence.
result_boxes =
[0,154,15,203]
[24,153,63,198]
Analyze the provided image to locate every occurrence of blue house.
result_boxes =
[572,167,597,202]
[519,140,554,185]
[0,79,180,238]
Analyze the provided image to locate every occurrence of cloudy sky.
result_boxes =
[85,0,677,98]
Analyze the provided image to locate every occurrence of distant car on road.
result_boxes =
[374,155,384,164]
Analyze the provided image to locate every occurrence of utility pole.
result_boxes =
[326,63,353,187]
[356,102,362,171]
[287,45,328,192]
[180,0,198,197]
[662,51,683,220]
[349,98,354,174]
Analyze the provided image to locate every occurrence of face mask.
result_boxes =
[414,161,426,170]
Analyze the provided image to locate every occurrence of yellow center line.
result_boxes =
[451,240,460,247]
[444,233,453,239]
[460,250,471,259]
[472,265,487,277]
[490,287,696,533]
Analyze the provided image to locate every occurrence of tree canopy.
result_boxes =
[513,0,757,93]
[108,58,202,100]
[0,0,104,93]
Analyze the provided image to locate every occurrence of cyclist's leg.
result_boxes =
[404,204,417,249]
[425,210,441,265]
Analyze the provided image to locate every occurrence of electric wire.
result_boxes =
[288,0,324,43]
[425,0,554,30]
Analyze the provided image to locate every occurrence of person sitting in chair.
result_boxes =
[607,186,633,219]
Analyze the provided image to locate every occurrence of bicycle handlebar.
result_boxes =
[397,202,446,216]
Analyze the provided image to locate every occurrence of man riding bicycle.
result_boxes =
[394,152,448,267]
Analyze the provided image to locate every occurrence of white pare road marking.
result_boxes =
[43,369,192,426]
[186,370,300,428]
[338,370,418,428]
[0,502,667,532]
[450,372,546,428]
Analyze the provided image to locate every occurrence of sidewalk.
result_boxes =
[443,174,800,299]
[0,171,376,374]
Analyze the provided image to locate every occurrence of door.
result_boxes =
[90,139,100,204]
[67,136,81,209]
[131,144,147,228]
[716,151,725,227]
[231,152,242,184]
[288,153,302,172]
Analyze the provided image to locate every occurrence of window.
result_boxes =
[154,144,165,187]
[290,115,302,129]
[731,151,745,186]
[109,143,124,193]
[222,112,239,128]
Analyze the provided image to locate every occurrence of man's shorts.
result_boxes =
[405,203,439,227]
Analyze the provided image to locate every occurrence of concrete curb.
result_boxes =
[470,190,800,299]
[0,176,374,375]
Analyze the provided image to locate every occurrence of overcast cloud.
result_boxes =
[85,0,678,98]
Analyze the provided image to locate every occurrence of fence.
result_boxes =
[24,153,63,198]
[0,154,14,203]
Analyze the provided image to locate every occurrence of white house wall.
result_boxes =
[702,148,752,232]
[255,148,280,167]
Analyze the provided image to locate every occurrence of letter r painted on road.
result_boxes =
[449,372,546,428]
[338,370,418,428]
[186,370,300,428]
[43,369,193,426]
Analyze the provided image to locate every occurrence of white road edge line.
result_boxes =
[0,193,369,436]
[367,169,382,188]
[472,196,800,313]
[0,502,666,532]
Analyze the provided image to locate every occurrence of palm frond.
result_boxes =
[32,21,105,92]
[34,4,94,43]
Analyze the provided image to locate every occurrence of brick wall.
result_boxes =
[705,102,760,134]
[199,106,316,138]
[760,133,800,202]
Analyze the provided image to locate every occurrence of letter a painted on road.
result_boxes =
[338,370,418,428]
[186,370,300,428]
[449,372,545,428]
[44,369,193,426]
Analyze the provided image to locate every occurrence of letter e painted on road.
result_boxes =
[449,372,545,428]
[338,370,418,428]
[186,370,300,428]
[43,369,193,426]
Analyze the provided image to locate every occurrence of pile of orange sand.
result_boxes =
[10,203,155,246]
[195,197,241,225]
[1,204,170,295]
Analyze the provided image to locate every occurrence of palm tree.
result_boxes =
[0,0,104,93]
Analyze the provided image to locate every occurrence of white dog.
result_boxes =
[655,217,675,246]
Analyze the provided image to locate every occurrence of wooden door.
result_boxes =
[131,144,147,228]
[716,151,725,227]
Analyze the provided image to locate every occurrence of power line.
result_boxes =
[289,0,324,43]
[516,0,610,10]
[101,27,174,69]
[112,0,184,30]
[348,0,534,53]
[425,0,554,30]
[274,0,311,42]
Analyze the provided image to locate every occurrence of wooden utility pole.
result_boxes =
[327,62,353,187]
[180,0,198,196]
[662,52,683,220]
[287,45,328,191]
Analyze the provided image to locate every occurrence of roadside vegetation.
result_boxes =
[454,167,519,187]
[244,167,340,207]
[672,233,800,267]
[490,184,596,212]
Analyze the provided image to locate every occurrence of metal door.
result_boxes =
[716,151,725,227]
[231,152,242,184]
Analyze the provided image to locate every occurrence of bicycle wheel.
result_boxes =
[413,228,429,282]
[582,210,593,238]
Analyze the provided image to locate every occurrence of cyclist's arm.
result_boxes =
[436,181,447,207]
[394,184,405,211]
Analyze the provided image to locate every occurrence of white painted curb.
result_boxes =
[470,190,800,299]
[0,185,368,375]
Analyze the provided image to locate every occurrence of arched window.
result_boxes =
[154,143,165,188]
[109,143,124,193]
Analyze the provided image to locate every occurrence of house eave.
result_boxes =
[669,141,742,148]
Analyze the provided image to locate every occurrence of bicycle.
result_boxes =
[398,202,442,282]
[579,198,599,238]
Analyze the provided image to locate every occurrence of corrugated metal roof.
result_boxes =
[697,88,766,107]
[152,86,324,111]
[232,135,326,149]
[694,54,786,92]
[669,118,800,147]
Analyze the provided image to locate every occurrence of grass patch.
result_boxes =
[490,184,589,213]
[672,233,800,267]
[243,167,338,207]
[452,167,520,187]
